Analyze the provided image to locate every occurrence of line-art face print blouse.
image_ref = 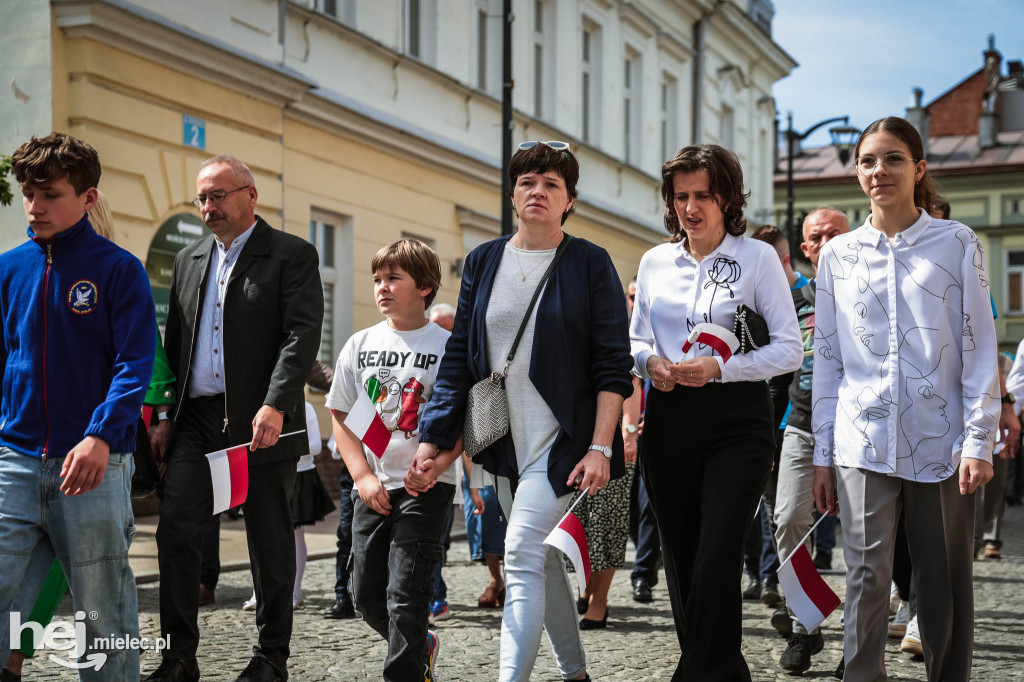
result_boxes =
[630,233,802,384]
[811,209,999,482]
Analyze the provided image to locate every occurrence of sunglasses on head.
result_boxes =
[517,140,571,152]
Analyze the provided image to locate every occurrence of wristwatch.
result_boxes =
[588,444,613,459]
[156,411,170,422]
[1002,392,1016,405]
[623,424,638,435]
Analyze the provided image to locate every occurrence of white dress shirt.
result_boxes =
[811,210,999,481]
[189,221,256,398]
[630,233,802,383]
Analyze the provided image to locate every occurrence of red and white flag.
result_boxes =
[777,529,841,632]
[207,444,249,515]
[344,390,390,458]
[543,503,591,595]
[681,323,740,363]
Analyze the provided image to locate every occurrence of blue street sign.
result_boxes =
[183,115,206,150]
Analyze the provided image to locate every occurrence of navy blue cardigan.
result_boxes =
[418,233,634,497]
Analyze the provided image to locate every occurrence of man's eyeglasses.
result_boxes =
[192,185,250,208]
[855,153,916,175]
[517,141,571,152]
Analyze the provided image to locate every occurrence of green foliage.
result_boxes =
[0,154,12,207]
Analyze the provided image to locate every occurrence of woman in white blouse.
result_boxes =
[630,144,801,681]
[811,117,998,682]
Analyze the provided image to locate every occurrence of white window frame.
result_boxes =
[310,211,354,366]
[660,71,678,163]
[624,48,642,165]
[720,102,735,151]
[474,0,501,95]
[404,0,437,64]
[581,18,602,144]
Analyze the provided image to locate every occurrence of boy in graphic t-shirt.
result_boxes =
[325,239,459,682]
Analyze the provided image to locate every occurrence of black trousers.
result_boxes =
[156,396,297,670]
[642,382,774,682]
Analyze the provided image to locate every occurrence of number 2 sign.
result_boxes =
[183,115,206,150]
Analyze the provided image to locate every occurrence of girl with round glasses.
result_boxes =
[812,117,998,681]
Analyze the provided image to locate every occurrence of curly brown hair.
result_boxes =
[12,132,101,195]
[660,145,748,243]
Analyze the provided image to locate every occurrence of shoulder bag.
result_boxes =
[463,235,573,458]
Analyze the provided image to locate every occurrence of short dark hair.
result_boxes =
[661,144,748,243]
[370,238,442,308]
[854,117,936,213]
[932,195,951,220]
[751,224,786,249]
[12,132,101,195]
[507,144,579,225]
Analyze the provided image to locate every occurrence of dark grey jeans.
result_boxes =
[350,481,455,681]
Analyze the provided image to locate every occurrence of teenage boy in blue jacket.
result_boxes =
[0,133,155,681]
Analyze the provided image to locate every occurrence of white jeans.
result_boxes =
[498,454,586,681]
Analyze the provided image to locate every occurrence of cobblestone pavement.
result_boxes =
[19,505,1024,680]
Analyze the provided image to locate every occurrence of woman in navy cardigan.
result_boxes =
[415,142,633,681]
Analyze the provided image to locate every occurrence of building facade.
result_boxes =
[2,0,795,385]
[773,36,1024,349]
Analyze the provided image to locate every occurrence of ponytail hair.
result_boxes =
[854,117,935,212]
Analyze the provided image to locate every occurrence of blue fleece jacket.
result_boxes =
[0,214,156,458]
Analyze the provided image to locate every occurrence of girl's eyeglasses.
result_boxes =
[517,141,571,152]
[855,153,916,175]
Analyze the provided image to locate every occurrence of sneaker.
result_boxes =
[760,581,782,607]
[292,598,304,610]
[900,615,923,655]
[889,582,900,615]
[424,630,439,682]
[742,576,762,600]
[242,594,257,612]
[983,543,1001,560]
[888,601,910,638]
[428,600,451,624]
[770,604,793,637]
[813,551,832,571]
[779,631,824,673]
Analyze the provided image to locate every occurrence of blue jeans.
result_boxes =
[432,507,454,604]
[630,462,661,586]
[813,510,836,554]
[461,470,507,560]
[0,447,139,680]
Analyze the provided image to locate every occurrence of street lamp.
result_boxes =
[783,113,861,245]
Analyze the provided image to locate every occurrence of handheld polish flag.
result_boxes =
[543,489,592,594]
[343,388,391,458]
[681,323,740,363]
[206,430,305,515]
[776,513,841,632]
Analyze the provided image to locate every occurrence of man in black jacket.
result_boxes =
[144,156,323,682]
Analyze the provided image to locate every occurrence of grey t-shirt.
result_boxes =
[485,243,561,474]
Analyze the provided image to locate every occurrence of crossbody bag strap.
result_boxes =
[502,234,574,373]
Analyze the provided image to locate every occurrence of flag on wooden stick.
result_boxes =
[344,389,391,458]
[776,513,841,632]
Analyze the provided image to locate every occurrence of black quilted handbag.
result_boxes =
[732,304,770,354]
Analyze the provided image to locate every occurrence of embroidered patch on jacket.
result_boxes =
[67,280,99,314]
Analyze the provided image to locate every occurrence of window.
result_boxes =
[310,212,354,365]
[404,0,436,63]
[1008,250,1024,313]
[581,22,602,143]
[660,73,678,162]
[624,52,641,165]
[477,8,488,89]
[720,103,735,151]
[534,1,545,117]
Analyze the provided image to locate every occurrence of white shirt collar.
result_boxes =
[857,208,930,248]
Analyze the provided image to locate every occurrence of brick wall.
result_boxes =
[928,69,984,136]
